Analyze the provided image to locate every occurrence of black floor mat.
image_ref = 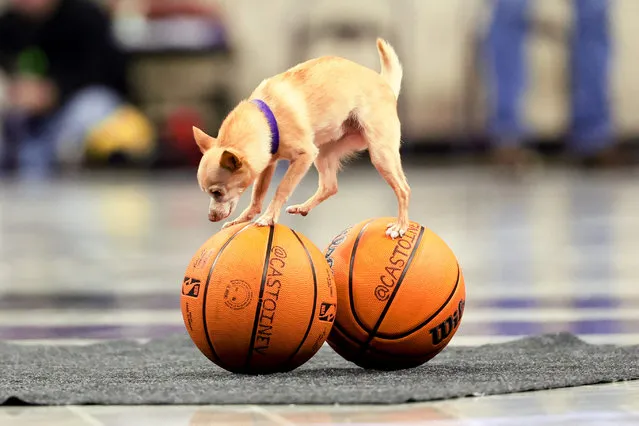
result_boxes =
[1,332,638,405]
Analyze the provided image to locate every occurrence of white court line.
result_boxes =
[7,281,639,296]
[7,334,639,347]
[1,308,638,327]
[66,406,104,426]
[465,308,639,321]
[250,406,296,426]
[450,334,639,346]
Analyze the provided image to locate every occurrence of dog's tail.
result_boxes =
[376,38,403,99]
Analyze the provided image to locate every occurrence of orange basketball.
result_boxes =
[323,217,465,370]
[181,223,337,374]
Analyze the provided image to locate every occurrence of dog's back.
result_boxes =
[251,39,403,145]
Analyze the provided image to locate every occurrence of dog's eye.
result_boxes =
[210,190,223,199]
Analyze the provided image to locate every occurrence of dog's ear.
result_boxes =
[220,149,243,172]
[193,126,215,154]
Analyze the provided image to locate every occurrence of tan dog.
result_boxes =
[193,38,410,238]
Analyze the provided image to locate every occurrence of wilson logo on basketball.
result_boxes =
[253,246,287,355]
[318,302,336,322]
[375,222,420,301]
[324,226,352,270]
[182,276,201,298]
[429,299,465,345]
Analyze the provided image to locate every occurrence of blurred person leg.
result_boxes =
[568,0,620,167]
[5,86,121,177]
[12,114,56,178]
[0,72,12,173]
[484,0,539,169]
[52,86,122,169]
[1,113,33,174]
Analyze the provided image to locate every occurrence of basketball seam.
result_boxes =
[333,322,365,345]
[347,219,376,334]
[286,229,319,364]
[244,225,275,370]
[332,323,432,361]
[374,262,461,340]
[201,226,248,370]
[358,226,426,353]
[330,323,368,366]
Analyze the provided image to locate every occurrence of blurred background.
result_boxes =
[2,0,639,173]
[1,0,638,346]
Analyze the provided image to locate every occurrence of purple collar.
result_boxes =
[251,99,280,155]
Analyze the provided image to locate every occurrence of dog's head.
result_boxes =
[193,127,255,222]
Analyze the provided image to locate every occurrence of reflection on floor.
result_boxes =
[1,164,638,425]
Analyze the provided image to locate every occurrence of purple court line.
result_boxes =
[0,293,637,310]
[0,293,181,310]
[0,325,187,340]
[471,297,628,309]
[1,320,638,340]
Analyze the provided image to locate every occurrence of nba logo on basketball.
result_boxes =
[182,276,201,298]
[318,302,336,322]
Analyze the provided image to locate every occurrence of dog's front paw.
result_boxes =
[286,204,310,217]
[254,214,275,227]
[386,221,408,239]
[222,218,248,229]
[222,206,262,229]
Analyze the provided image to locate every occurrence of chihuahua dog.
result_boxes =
[193,38,410,238]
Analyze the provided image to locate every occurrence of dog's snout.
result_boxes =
[209,207,231,222]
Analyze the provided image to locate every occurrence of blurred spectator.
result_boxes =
[0,0,128,177]
[484,0,620,168]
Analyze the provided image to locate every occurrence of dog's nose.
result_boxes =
[208,213,220,222]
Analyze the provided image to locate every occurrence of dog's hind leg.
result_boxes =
[362,111,411,238]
